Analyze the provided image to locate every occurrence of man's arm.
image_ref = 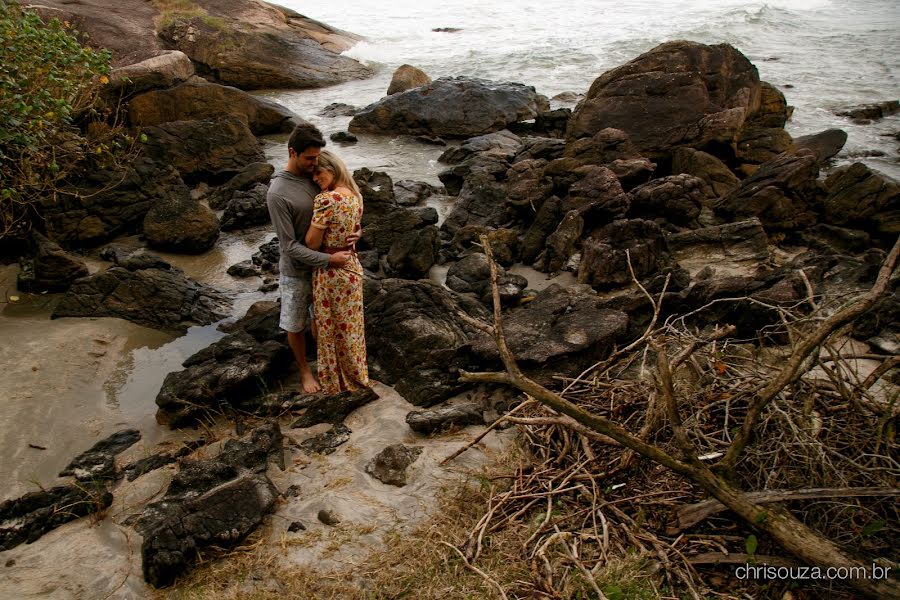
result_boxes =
[267,193,330,269]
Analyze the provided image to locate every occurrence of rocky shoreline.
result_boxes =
[2,5,898,596]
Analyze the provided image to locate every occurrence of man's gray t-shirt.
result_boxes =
[266,170,330,278]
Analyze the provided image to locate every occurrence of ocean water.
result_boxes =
[266,0,899,181]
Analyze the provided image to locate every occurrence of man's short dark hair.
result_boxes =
[288,122,326,154]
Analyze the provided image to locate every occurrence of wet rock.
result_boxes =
[365,279,490,406]
[287,521,305,532]
[438,130,524,164]
[387,64,431,95]
[823,162,900,237]
[836,101,899,121]
[714,149,823,231]
[220,184,270,231]
[567,41,761,160]
[746,81,790,129]
[143,191,220,254]
[140,116,265,183]
[666,218,770,266]
[16,233,89,293]
[208,162,275,210]
[445,253,529,306]
[122,439,208,481]
[330,131,358,144]
[393,180,442,206]
[532,107,571,138]
[541,210,584,273]
[350,77,549,138]
[406,404,485,434]
[627,174,710,228]
[506,158,553,213]
[227,260,261,278]
[383,226,440,279]
[440,155,512,235]
[0,483,112,551]
[606,157,656,191]
[578,219,673,290]
[365,444,423,486]
[320,103,359,118]
[299,424,352,455]
[291,388,379,428]
[521,196,564,264]
[735,126,794,166]
[562,165,630,226]
[59,429,141,482]
[798,224,872,256]
[790,129,848,164]
[317,509,341,526]
[53,266,231,333]
[128,77,301,135]
[671,147,740,199]
[252,238,281,274]
[563,127,643,167]
[283,485,302,498]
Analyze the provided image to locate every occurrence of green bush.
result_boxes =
[0,1,128,241]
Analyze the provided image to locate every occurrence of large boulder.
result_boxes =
[128,77,301,135]
[626,174,711,228]
[441,155,513,235]
[439,130,524,165]
[445,253,529,306]
[220,184,270,231]
[42,156,190,247]
[143,191,220,254]
[52,261,231,333]
[349,77,549,138]
[578,219,673,290]
[671,147,740,198]
[16,233,89,293]
[567,41,762,160]
[208,162,274,209]
[387,64,431,95]
[383,226,440,279]
[666,218,770,269]
[364,279,490,406]
[107,50,195,98]
[823,162,900,237]
[790,129,848,164]
[140,117,265,183]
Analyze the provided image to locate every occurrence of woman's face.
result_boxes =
[313,168,335,191]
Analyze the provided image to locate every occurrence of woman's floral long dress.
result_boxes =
[309,190,369,393]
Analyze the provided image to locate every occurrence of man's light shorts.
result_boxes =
[279,274,312,333]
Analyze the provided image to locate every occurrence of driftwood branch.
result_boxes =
[670,487,900,534]
[719,235,900,472]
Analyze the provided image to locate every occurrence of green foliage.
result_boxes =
[0,1,130,240]
[745,534,758,557]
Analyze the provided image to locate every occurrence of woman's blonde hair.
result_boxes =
[316,149,362,199]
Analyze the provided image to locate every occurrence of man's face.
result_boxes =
[290,146,321,176]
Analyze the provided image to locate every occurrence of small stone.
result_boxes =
[318,509,341,526]
[282,484,301,498]
[287,521,306,533]
[5,559,15,567]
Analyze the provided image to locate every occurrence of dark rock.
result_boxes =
[432,27,462,33]
[220,184,270,231]
[394,180,442,206]
[578,219,672,290]
[440,155,513,235]
[513,137,567,163]
[43,156,189,247]
[350,77,549,138]
[258,279,277,293]
[106,51,194,98]
[471,283,628,379]
[16,233,89,293]
[53,266,231,333]
[746,81,790,129]
[299,424,352,455]
[320,103,359,118]
[798,224,872,256]
[562,165,630,227]
[123,439,208,481]
[506,158,553,213]
[317,509,341,526]
[252,238,281,274]
[521,196,564,264]
[541,210,584,273]
[532,107,571,138]
[291,388,379,428]
[836,101,900,121]
[365,444,423,486]
[735,126,794,166]
[606,158,657,191]
[406,404,485,434]
[387,64,431,95]
[823,162,900,237]
[438,130,524,165]
[0,483,112,551]
[140,117,265,183]
[567,41,761,160]
[208,162,274,210]
[118,250,172,272]
[364,279,490,406]
[287,521,305,532]
[217,300,284,342]
[283,485,302,498]
[445,253,529,306]
[666,218,770,266]
[384,226,440,279]
[59,429,141,482]
[671,147,740,199]
[627,174,710,227]
[415,135,447,146]
[563,127,643,167]
[227,260,261,278]
[128,77,301,135]
[143,191,220,254]
[790,129,848,164]
[330,131,358,144]
[714,149,823,231]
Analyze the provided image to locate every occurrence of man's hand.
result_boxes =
[345,226,362,247]
[327,250,352,267]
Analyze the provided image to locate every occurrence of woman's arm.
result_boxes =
[306,193,330,250]
[306,222,325,250]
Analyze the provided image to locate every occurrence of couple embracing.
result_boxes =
[266,123,369,394]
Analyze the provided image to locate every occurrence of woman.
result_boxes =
[305,150,369,393]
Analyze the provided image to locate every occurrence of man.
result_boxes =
[266,123,357,393]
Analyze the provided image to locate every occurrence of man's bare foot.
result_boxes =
[300,369,321,394]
